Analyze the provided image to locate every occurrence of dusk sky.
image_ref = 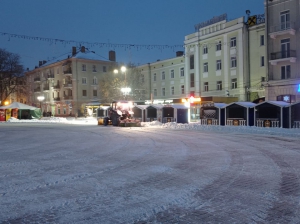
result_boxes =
[1,0,264,71]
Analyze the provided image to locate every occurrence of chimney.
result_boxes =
[43,60,47,65]
[176,51,184,57]
[72,46,76,56]
[109,50,116,61]
[81,46,85,53]
[39,61,43,67]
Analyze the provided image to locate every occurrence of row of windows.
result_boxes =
[53,90,98,97]
[153,68,184,81]
[82,77,98,84]
[202,79,237,91]
[152,78,238,97]
[81,64,107,72]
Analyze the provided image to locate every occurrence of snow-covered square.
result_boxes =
[1,119,300,223]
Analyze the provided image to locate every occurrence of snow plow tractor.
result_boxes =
[97,101,141,127]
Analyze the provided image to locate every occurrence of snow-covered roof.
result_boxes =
[290,101,300,107]
[214,103,227,108]
[147,104,164,109]
[256,101,290,107]
[226,102,256,108]
[39,49,110,68]
[168,104,189,109]
[133,105,149,110]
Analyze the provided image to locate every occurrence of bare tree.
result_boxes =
[99,72,124,103]
[0,48,24,105]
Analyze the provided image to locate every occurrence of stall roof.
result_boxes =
[147,104,164,109]
[0,102,39,110]
[168,104,189,109]
[214,103,227,108]
[290,101,300,107]
[256,101,290,107]
[226,102,256,108]
[86,102,101,106]
[133,105,149,110]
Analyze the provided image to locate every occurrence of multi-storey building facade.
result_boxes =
[265,0,300,103]
[137,52,185,104]
[26,46,117,116]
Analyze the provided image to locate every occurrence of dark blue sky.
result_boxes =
[0,0,264,70]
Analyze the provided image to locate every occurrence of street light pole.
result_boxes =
[37,95,45,116]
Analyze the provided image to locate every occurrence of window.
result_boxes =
[170,70,174,78]
[203,45,208,54]
[231,57,237,68]
[93,90,97,96]
[280,10,290,30]
[204,82,209,91]
[162,71,165,80]
[103,66,107,72]
[216,41,222,51]
[181,85,185,94]
[57,68,59,74]
[171,86,174,95]
[216,60,222,70]
[190,55,194,69]
[230,37,236,47]
[203,62,208,72]
[82,90,87,96]
[92,65,96,72]
[82,64,86,71]
[154,89,157,96]
[154,73,157,81]
[261,56,265,67]
[180,68,184,77]
[141,74,145,83]
[162,88,165,96]
[92,77,97,85]
[281,38,290,58]
[231,78,237,89]
[20,99,23,103]
[63,108,66,115]
[260,35,264,46]
[82,77,87,84]
[217,81,222,91]
[281,65,291,79]
[190,73,195,87]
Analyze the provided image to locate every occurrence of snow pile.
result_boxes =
[161,122,300,137]
[141,120,163,127]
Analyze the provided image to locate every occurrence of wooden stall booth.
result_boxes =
[255,101,290,128]
[201,102,227,125]
[225,102,256,126]
[289,101,300,128]
[132,105,148,122]
[146,104,163,122]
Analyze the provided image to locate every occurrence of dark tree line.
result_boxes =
[0,48,25,105]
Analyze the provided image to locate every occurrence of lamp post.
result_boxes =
[37,95,45,116]
[114,66,131,100]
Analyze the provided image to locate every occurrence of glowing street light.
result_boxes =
[37,95,45,115]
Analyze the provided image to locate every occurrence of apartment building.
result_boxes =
[137,52,185,105]
[184,15,250,102]
[265,0,300,103]
[25,46,117,116]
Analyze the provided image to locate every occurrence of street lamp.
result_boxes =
[37,95,45,115]
[114,66,131,99]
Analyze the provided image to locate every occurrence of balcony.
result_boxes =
[53,97,61,101]
[269,22,296,39]
[63,69,72,76]
[53,84,60,90]
[63,81,73,88]
[34,87,41,92]
[63,95,73,100]
[34,77,41,82]
[43,85,50,91]
[269,50,296,65]
[47,74,54,79]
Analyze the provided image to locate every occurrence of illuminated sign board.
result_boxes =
[298,84,300,92]
[194,13,227,31]
[181,96,201,103]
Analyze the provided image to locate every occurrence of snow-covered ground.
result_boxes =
[3,116,300,138]
[1,118,300,223]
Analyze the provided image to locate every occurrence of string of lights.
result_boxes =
[0,31,253,51]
